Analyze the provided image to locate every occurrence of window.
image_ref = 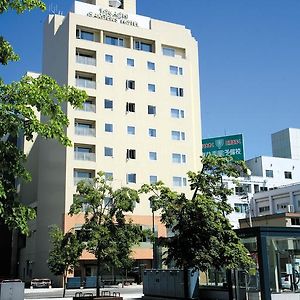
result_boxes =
[170,65,183,75]
[163,47,175,57]
[78,97,96,112]
[171,130,185,141]
[127,126,135,135]
[147,61,155,70]
[104,99,113,109]
[74,170,93,185]
[277,203,288,210]
[234,203,248,214]
[76,50,96,66]
[148,105,156,115]
[171,108,185,118]
[291,218,300,225]
[265,170,273,178]
[75,73,96,89]
[172,153,186,164]
[259,206,270,213]
[173,176,187,187]
[105,123,113,133]
[134,41,153,52]
[235,186,244,196]
[105,36,124,47]
[126,102,135,113]
[104,147,113,157]
[260,186,268,192]
[74,170,92,179]
[105,172,113,181]
[150,176,158,184]
[126,80,135,90]
[127,58,134,67]
[75,121,95,136]
[76,29,94,41]
[127,173,136,183]
[126,149,136,160]
[105,76,113,86]
[284,171,292,179]
[148,84,156,92]
[170,87,184,97]
[149,152,157,160]
[74,146,95,161]
[105,54,113,63]
[149,128,156,137]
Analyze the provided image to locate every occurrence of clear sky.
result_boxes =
[1,0,300,160]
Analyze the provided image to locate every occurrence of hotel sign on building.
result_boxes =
[74,1,151,29]
[202,134,244,161]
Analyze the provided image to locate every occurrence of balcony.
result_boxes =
[76,78,96,89]
[76,55,96,66]
[77,102,96,113]
[75,126,96,137]
[74,177,94,186]
[74,152,96,161]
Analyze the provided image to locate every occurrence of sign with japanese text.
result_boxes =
[74,1,150,29]
[202,134,244,161]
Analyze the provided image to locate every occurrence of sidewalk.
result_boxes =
[24,284,143,300]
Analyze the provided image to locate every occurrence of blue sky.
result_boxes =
[1,0,300,159]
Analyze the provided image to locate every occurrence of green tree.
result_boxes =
[0,1,87,234]
[140,155,252,289]
[48,226,84,298]
[69,171,146,297]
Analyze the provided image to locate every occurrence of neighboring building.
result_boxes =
[225,156,300,228]
[272,128,300,160]
[239,212,300,228]
[251,183,300,217]
[18,0,201,284]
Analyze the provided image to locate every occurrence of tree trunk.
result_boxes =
[63,271,67,298]
[96,255,101,297]
[183,266,189,299]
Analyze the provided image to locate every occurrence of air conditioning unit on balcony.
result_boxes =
[287,205,295,213]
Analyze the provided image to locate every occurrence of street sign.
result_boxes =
[202,134,244,161]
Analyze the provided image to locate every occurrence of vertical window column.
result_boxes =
[100,30,104,43]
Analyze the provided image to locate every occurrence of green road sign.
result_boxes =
[202,134,244,161]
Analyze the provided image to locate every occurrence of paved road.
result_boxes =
[24,284,143,300]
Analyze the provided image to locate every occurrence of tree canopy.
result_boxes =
[0,0,87,234]
[48,225,84,297]
[69,171,146,296]
[140,155,252,272]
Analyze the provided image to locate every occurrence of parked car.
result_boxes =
[30,278,52,289]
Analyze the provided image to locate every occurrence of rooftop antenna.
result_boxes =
[48,3,59,15]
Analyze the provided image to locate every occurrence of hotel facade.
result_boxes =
[18,0,201,284]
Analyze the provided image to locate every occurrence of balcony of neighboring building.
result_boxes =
[75,71,96,90]
[74,144,96,162]
[76,48,96,66]
[76,97,96,113]
[74,119,96,137]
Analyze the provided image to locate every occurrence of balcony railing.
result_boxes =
[76,78,96,89]
[76,102,96,113]
[74,152,96,161]
[74,177,94,186]
[76,55,96,66]
[75,127,96,137]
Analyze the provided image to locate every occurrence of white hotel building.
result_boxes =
[18,0,202,283]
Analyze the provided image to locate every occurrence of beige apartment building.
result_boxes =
[18,0,201,284]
